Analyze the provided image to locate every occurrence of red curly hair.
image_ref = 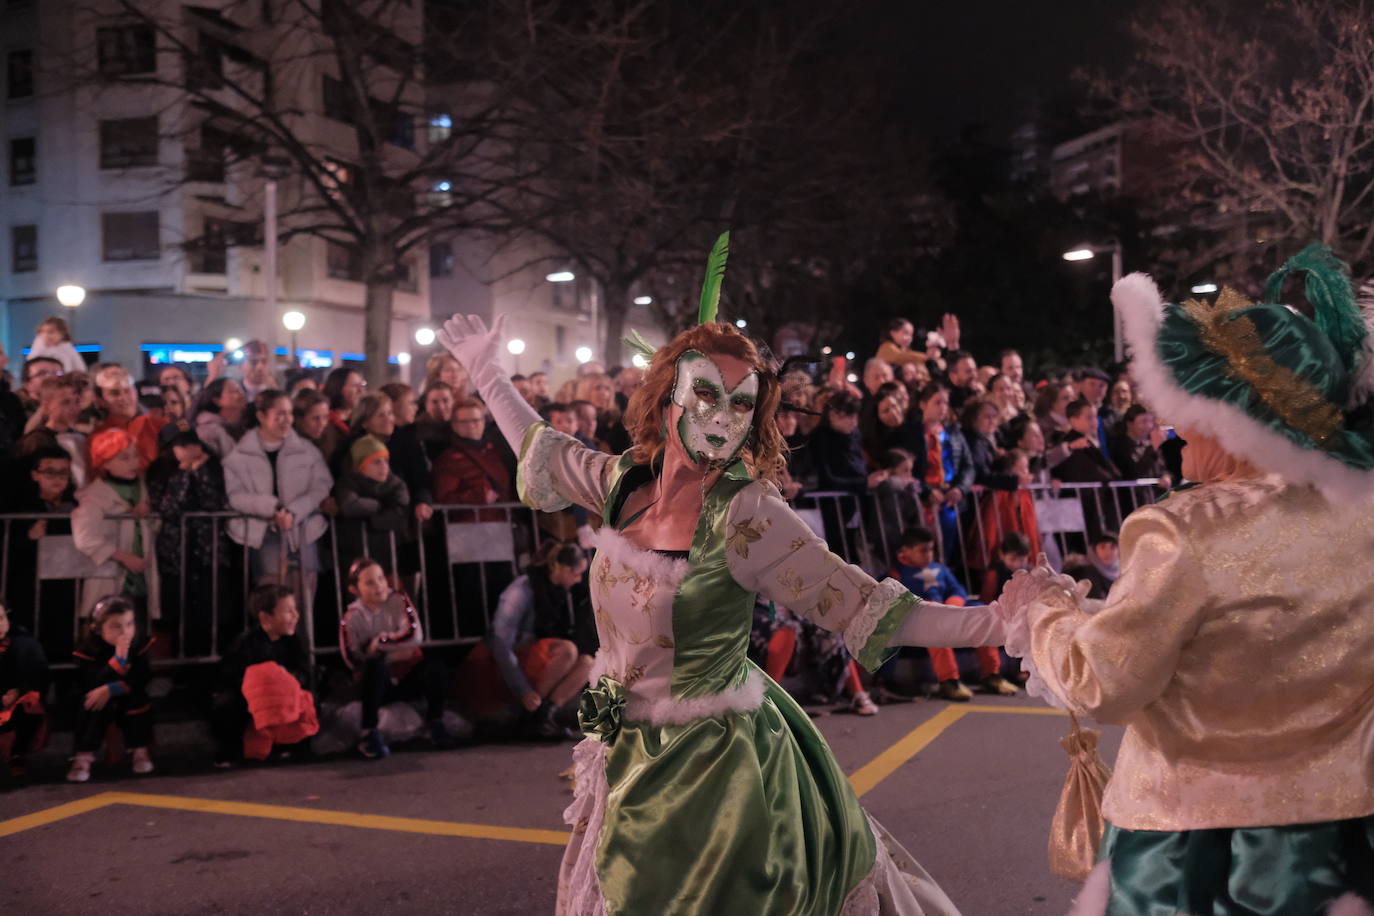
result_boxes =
[625,323,785,482]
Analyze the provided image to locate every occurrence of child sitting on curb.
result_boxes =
[68,595,156,782]
[340,558,452,758]
[893,526,1017,702]
[0,599,50,782]
[212,584,311,766]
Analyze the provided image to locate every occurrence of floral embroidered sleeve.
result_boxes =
[726,480,1008,672]
[724,480,918,670]
[516,422,617,516]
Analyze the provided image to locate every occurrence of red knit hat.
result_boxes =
[90,428,136,474]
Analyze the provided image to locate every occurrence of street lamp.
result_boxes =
[1062,240,1124,362]
[546,271,575,283]
[631,353,648,369]
[56,285,86,340]
[415,327,436,347]
[507,337,526,373]
[734,318,748,329]
[282,310,305,367]
[575,346,593,364]
[396,351,411,366]
[633,295,653,305]
[258,154,292,356]
[1190,283,1218,294]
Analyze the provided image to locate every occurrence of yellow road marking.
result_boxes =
[964,704,1068,717]
[0,703,1069,840]
[0,791,120,837]
[0,790,569,845]
[848,705,968,797]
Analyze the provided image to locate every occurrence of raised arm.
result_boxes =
[437,314,615,515]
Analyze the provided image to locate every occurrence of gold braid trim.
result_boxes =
[1179,288,1346,448]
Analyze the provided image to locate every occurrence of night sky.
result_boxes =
[875,0,1145,140]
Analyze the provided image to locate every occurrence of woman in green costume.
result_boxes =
[996,246,1374,916]
[438,284,1004,914]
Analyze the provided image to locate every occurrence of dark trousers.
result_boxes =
[0,707,45,758]
[73,698,153,753]
[210,693,251,762]
[359,653,446,730]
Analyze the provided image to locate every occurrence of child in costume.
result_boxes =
[68,595,156,782]
[437,233,1004,915]
[996,245,1374,914]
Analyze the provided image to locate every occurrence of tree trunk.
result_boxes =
[363,245,396,387]
[601,280,630,368]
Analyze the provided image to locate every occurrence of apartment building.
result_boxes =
[0,0,431,378]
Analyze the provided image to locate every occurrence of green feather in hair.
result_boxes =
[1261,243,1369,375]
[697,231,730,325]
[622,329,657,362]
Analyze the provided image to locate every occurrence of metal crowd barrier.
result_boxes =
[0,502,545,670]
[0,483,1160,671]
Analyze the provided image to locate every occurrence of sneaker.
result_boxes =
[981,675,1020,696]
[130,747,155,775]
[429,719,456,750]
[871,683,916,705]
[67,752,94,783]
[936,679,973,702]
[357,729,390,759]
[850,691,879,717]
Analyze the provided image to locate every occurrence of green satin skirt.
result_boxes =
[1098,817,1374,915]
[595,675,878,915]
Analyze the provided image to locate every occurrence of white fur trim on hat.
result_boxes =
[1113,272,1374,503]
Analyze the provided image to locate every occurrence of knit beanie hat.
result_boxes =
[90,428,135,474]
[350,435,389,472]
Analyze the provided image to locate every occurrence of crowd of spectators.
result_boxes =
[0,308,1168,783]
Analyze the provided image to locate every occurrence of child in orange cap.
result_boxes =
[72,428,160,623]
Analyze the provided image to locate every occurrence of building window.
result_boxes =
[190,217,228,273]
[97,25,156,77]
[398,256,418,293]
[102,211,160,261]
[322,75,352,122]
[370,97,413,150]
[10,137,35,185]
[185,32,224,90]
[99,117,159,169]
[187,125,227,182]
[428,114,452,145]
[11,225,37,272]
[429,241,453,278]
[7,50,34,98]
[326,240,362,281]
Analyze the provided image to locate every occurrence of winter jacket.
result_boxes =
[195,411,242,460]
[432,436,513,521]
[0,626,50,697]
[147,456,230,581]
[333,470,410,564]
[72,632,154,707]
[71,477,161,619]
[809,425,869,496]
[223,429,332,550]
[340,594,422,671]
[217,624,308,696]
[27,336,87,375]
[240,661,319,760]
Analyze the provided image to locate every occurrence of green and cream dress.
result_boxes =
[517,424,971,916]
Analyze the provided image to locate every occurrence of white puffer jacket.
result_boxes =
[223,428,332,550]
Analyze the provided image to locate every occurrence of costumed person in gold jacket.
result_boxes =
[996,244,1374,915]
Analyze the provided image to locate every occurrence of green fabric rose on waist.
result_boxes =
[579,676,627,743]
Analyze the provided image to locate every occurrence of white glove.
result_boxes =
[436,313,541,449]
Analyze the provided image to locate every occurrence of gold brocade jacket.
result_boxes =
[1027,476,1374,831]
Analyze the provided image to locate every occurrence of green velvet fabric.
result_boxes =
[1100,818,1374,916]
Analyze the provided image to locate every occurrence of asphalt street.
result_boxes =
[0,694,1121,916]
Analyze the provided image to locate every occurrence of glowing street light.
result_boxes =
[631,353,648,369]
[845,351,856,361]
[396,351,411,366]
[546,271,576,283]
[1062,240,1125,361]
[1190,283,1218,294]
[575,346,593,364]
[633,295,653,305]
[507,338,526,355]
[415,326,436,346]
[735,318,748,329]
[1062,248,1095,262]
[821,346,832,355]
[56,284,86,338]
[225,337,244,353]
[281,311,306,366]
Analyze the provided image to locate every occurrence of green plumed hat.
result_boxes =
[1113,243,1374,499]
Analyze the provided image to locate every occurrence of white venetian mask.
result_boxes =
[670,350,759,465]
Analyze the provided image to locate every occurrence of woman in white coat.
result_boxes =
[223,390,331,634]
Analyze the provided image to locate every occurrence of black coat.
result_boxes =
[809,426,869,495]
